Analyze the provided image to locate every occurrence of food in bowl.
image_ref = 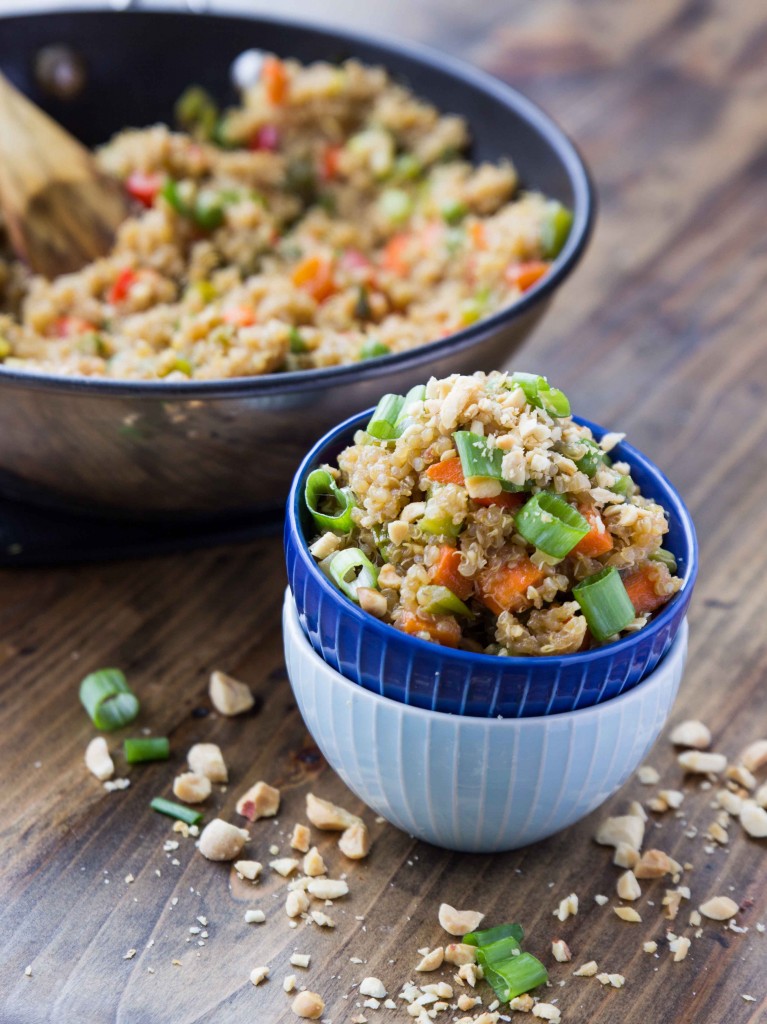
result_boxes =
[0,58,572,381]
[305,371,682,656]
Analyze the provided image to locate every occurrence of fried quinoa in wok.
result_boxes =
[306,371,682,655]
[0,58,571,381]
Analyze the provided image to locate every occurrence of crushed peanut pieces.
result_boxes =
[670,720,712,749]
[187,742,227,783]
[249,965,269,986]
[307,878,348,900]
[638,765,660,785]
[677,750,727,775]
[173,771,211,804]
[85,737,115,781]
[359,977,388,999]
[614,906,642,923]
[290,823,311,853]
[597,973,626,988]
[643,941,658,954]
[699,896,739,921]
[236,780,280,822]
[244,909,265,924]
[438,903,485,936]
[415,947,445,972]
[616,870,641,901]
[532,1004,561,1022]
[445,944,477,966]
[595,816,644,851]
[291,990,325,1019]
[208,670,254,716]
[553,893,579,922]
[234,859,262,881]
[573,961,599,977]
[551,939,572,963]
[669,936,691,962]
[198,819,249,861]
[306,792,361,831]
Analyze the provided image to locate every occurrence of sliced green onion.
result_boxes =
[650,548,678,573]
[379,188,413,225]
[454,430,503,481]
[541,200,573,259]
[193,192,225,231]
[419,585,473,617]
[515,492,589,559]
[475,935,522,966]
[161,178,190,217]
[419,512,463,538]
[288,326,308,353]
[360,338,390,360]
[508,372,570,418]
[355,285,372,320]
[285,157,318,204]
[124,737,170,764]
[394,384,427,432]
[175,85,218,141]
[79,669,139,732]
[305,469,355,533]
[481,951,548,1002]
[573,566,635,642]
[463,923,524,947]
[610,472,634,496]
[366,393,405,440]
[393,153,423,181]
[150,797,203,826]
[441,199,468,225]
[574,439,606,477]
[329,548,379,601]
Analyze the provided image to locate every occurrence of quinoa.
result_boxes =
[307,371,682,654]
[0,58,570,381]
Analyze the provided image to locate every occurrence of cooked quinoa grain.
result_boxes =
[0,60,571,381]
[307,371,682,654]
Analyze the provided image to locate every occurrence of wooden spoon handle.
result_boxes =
[0,72,127,278]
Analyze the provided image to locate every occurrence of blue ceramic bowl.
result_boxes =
[285,409,698,718]
[284,591,688,852]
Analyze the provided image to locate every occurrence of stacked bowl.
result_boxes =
[284,409,697,853]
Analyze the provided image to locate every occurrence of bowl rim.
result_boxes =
[0,6,595,399]
[284,587,688,725]
[287,405,699,670]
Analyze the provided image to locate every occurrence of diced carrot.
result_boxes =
[398,610,462,648]
[573,505,614,558]
[381,232,411,276]
[505,260,550,293]
[107,268,138,305]
[469,221,487,249]
[425,458,465,486]
[477,558,545,616]
[431,545,474,602]
[53,316,96,338]
[321,143,343,181]
[622,565,669,615]
[291,256,337,302]
[262,56,289,105]
[125,171,162,208]
[222,305,256,327]
[474,491,524,511]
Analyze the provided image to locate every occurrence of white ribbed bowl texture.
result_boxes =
[283,591,687,852]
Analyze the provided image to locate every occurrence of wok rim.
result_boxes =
[0,5,596,399]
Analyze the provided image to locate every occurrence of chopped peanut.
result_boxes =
[551,939,571,962]
[438,903,485,936]
[339,822,371,860]
[306,793,361,830]
[617,870,641,901]
[270,858,299,877]
[309,532,341,560]
[573,961,598,977]
[415,947,444,971]
[615,906,642,923]
[643,941,658,954]
[445,944,477,966]
[378,563,401,589]
[234,859,262,881]
[85,737,114,781]
[726,764,756,790]
[187,743,227,783]
[532,1004,561,1022]
[292,990,325,1019]
[740,800,767,838]
[307,878,349,900]
[198,819,249,861]
[614,842,640,869]
[699,896,739,921]
[595,815,644,851]
[173,771,211,804]
[286,890,309,918]
[638,765,660,785]
[209,670,254,716]
[670,720,711,749]
[457,994,481,1011]
[249,965,269,985]
[740,739,767,773]
[553,893,579,921]
[509,994,535,1011]
[358,587,388,617]
[677,750,727,775]
[669,936,691,962]
[236,780,280,821]
[303,847,327,877]
[634,849,676,879]
[359,978,387,999]
[290,823,311,853]
[311,910,335,928]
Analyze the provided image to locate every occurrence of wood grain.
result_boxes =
[0,71,126,278]
[1,0,767,1021]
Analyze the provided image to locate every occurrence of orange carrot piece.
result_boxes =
[431,545,474,602]
[425,458,465,486]
[399,610,462,648]
[291,256,336,302]
[53,316,96,338]
[477,558,545,616]
[321,143,343,181]
[469,221,488,249]
[222,305,256,327]
[262,56,289,105]
[381,233,411,275]
[573,506,614,558]
[505,260,550,293]
[622,565,668,615]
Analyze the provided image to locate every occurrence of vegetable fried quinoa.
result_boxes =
[306,372,682,655]
[0,57,571,381]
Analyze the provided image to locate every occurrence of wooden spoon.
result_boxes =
[0,71,127,278]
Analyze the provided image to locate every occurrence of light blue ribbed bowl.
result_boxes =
[284,591,687,852]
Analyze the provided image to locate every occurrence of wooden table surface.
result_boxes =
[2,1,767,1022]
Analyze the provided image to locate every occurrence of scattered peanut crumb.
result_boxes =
[638,765,660,785]
[643,941,658,954]
[553,893,579,921]
[234,859,262,881]
[574,960,598,977]
[445,944,477,966]
[669,936,691,962]
[617,870,641,901]
[677,750,727,775]
[244,909,265,924]
[198,819,249,861]
[270,857,300,878]
[439,903,485,936]
[290,823,311,853]
[283,975,297,993]
[236,780,280,822]
[594,894,609,906]
[291,990,324,1018]
[614,906,642,923]
[597,973,625,988]
[699,896,739,921]
[209,670,254,716]
[249,965,269,986]
[360,978,387,999]
[85,737,114,781]
[551,939,572,963]
[303,847,327,877]
[415,947,444,972]
[307,878,348,900]
[173,771,212,804]
[670,720,711,749]
[187,743,227,783]
[290,953,311,969]
[532,1003,561,1022]
[305,793,361,831]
